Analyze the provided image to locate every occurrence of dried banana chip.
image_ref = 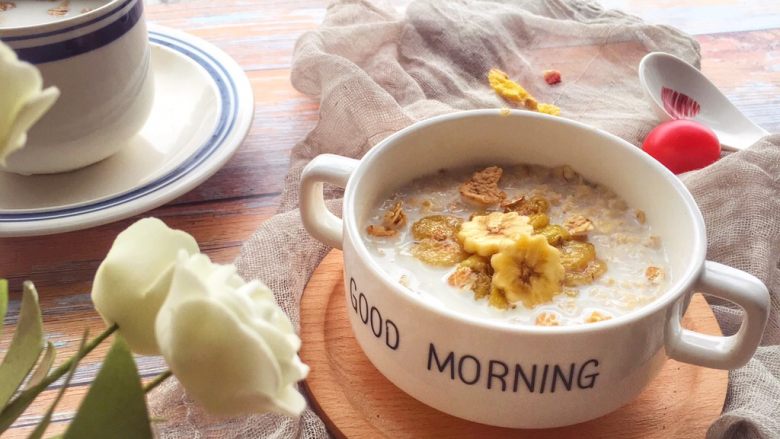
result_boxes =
[488,69,536,110]
[458,212,533,257]
[537,103,561,116]
[491,234,565,307]
[488,68,561,115]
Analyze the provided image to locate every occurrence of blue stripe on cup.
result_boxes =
[0,29,238,223]
[6,0,144,64]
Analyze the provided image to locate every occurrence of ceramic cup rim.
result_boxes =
[342,109,707,335]
[0,0,126,35]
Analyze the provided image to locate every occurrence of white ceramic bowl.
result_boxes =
[0,0,153,174]
[300,110,770,428]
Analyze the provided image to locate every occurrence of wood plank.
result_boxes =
[145,0,327,71]
[600,0,780,35]
[0,288,168,438]
[0,196,278,285]
[699,29,780,133]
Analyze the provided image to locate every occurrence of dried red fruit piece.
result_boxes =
[543,69,562,85]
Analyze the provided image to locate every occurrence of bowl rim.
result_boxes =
[342,108,707,335]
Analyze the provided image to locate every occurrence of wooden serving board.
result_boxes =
[300,250,728,439]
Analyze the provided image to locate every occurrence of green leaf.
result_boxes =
[0,280,8,339]
[64,336,152,439]
[27,331,86,439]
[0,281,44,407]
[24,342,56,390]
[0,325,117,434]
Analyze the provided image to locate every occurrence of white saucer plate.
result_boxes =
[0,25,254,237]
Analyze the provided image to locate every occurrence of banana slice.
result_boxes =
[411,238,468,267]
[412,215,462,241]
[458,212,533,257]
[490,234,565,307]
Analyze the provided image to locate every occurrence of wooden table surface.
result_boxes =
[1,0,778,437]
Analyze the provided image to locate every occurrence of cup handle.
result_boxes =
[300,154,360,250]
[665,261,769,369]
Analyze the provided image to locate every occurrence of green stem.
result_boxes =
[0,324,118,432]
[143,370,172,394]
[40,323,118,389]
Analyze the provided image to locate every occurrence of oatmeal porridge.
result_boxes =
[0,1,110,28]
[362,164,670,326]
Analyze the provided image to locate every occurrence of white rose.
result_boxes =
[92,218,199,355]
[155,252,309,417]
[0,41,60,165]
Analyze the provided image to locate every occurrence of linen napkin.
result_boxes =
[148,1,780,437]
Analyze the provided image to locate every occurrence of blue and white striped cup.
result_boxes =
[0,0,153,175]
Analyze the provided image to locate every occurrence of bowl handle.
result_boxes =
[300,154,360,249]
[665,261,769,369]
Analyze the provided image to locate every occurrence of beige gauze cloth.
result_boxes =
[148,0,780,437]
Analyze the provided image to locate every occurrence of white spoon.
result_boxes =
[638,52,769,151]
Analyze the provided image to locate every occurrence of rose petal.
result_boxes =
[91,218,199,355]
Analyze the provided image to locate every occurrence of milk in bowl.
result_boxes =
[362,164,671,326]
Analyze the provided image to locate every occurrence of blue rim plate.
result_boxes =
[0,25,254,237]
